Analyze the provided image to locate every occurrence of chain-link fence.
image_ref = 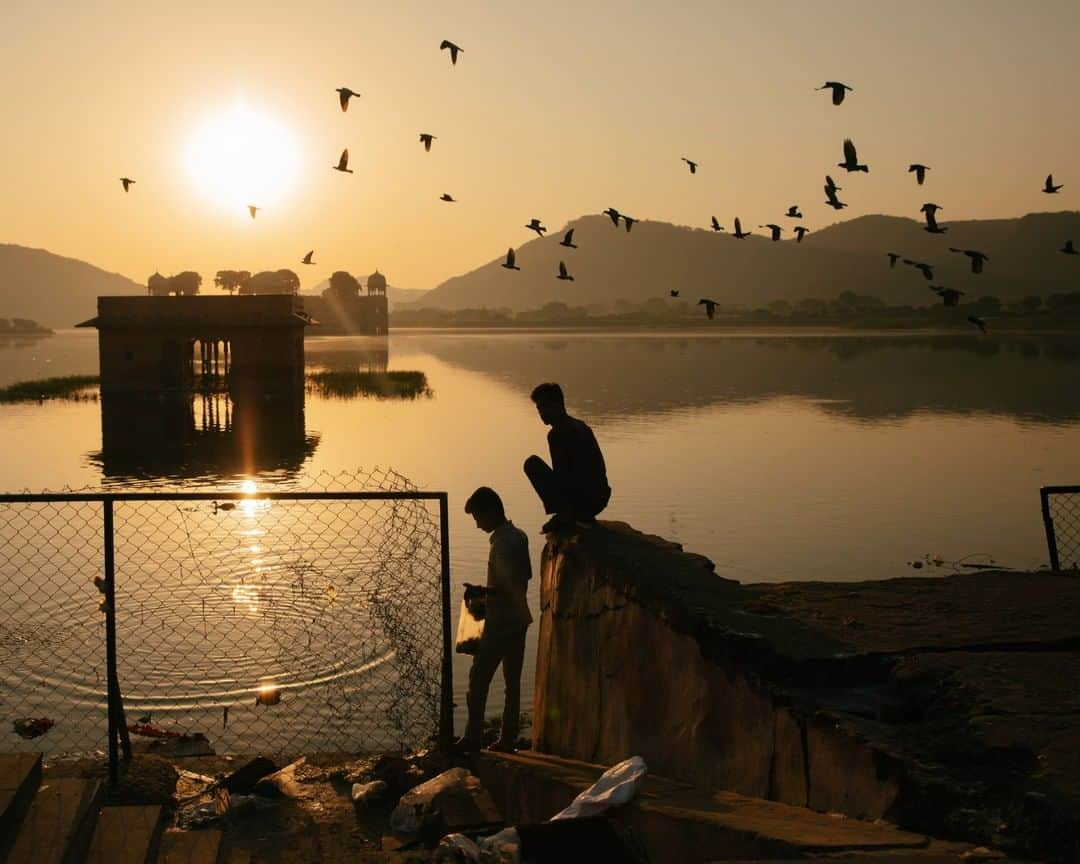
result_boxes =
[1041,486,1080,572]
[0,470,452,774]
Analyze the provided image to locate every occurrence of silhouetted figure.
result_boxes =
[603,207,621,227]
[557,261,574,281]
[732,217,751,238]
[120,177,135,192]
[524,383,611,533]
[824,184,847,210]
[838,138,869,172]
[698,298,718,319]
[950,247,989,273]
[1062,239,1078,255]
[786,205,802,218]
[887,252,900,268]
[455,487,532,753]
[1043,174,1063,194]
[560,229,577,248]
[501,248,520,270]
[968,315,988,334]
[419,133,436,152]
[670,289,680,297]
[903,258,934,280]
[793,226,808,242]
[923,210,947,234]
[337,87,360,111]
[760,223,782,241]
[825,175,842,194]
[525,218,547,238]
[623,215,637,233]
[440,193,456,202]
[301,250,315,265]
[817,81,853,105]
[909,163,929,185]
[681,157,698,174]
[441,40,463,64]
[710,216,724,232]
[932,285,964,307]
[248,205,259,219]
[334,149,353,174]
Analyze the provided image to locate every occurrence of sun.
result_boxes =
[185,100,301,216]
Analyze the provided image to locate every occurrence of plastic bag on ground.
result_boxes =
[550,756,647,821]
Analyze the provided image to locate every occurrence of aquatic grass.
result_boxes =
[0,375,100,403]
[305,370,432,400]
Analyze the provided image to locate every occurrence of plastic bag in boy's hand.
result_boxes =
[463,582,488,620]
[456,583,488,655]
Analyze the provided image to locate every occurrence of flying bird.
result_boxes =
[602,207,621,227]
[681,157,698,174]
[557,261,574,281]
[903,259,934,280]
[698,298,719,319]
[760,223,783,242]
[825,175,842,193]
[670,289,680,297]
[440,40,463,65]
[419,133,436,152]
[839,138,869,173]
[440,193,456,202]
[120,177,135,192]
[525,218,547,238]
[909,164,929,185]
[559,229,578,249]
[731,217,751,239]
[968,315,988,334]
[710,216,724,232]
[786,205,802,218]
[623,215,637,233]
[923,210,947,234]
[336,87,360,112]
[793,226,809,243]
[932,286,964,307]
[1043,174,1063,194]
[501,248,520,270]
[949,247,989,274]
[920,203,943,218]
[887,252,901,268]
[816,81,853,105]
[333,149,353,173]
[248,205,259,219]
[824,185,847,210]
[301,250,315,265]
[1062,239,1078,255]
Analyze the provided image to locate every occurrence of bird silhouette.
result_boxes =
[760,223,783,242]
[923,210,947,234]
[623,215,637,233]
[440,40,463,65]
[887,252,901,268]
[698,298,719,319]
[920,203,943,218]
[793,226,808,243]
[333,149,353,173]
[816,81,853,105]
[732,217,751,239]
[681,157,698,174]
[968,315,988,334]
[785,205,802,218]
[603,207,621,227]
[557,261,574,281]
[903,259,934,280]
[440,193,456,202]
[248,205,259,219]
[839,138,869,172]
[525,218,547,238]
[559,229,578,249]
[501,248,520,270]
[710,216,724,232]
[337,87,360,112]
[670,289,680,297]
[949,247,989,273]
[909,164,929,185]
[825,175,842,193]
[1062,239,1078,255]
[419,133,436,152]
[932,285,964,307]
[301,250,315,265]
[120,177,135,192]
[824,185,847,210]
[1043,174,1063,194]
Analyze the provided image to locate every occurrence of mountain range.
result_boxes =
[414,211,1080,312]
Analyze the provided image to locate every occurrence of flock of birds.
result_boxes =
[116,59,1074,332]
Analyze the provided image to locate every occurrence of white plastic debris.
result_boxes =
[550,756,648,821]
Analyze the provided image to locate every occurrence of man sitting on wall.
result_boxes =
[524,382,611,533]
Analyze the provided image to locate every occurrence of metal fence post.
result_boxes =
[103,499,119,785]
[1042,488,1061,571]
[438,493,454,749]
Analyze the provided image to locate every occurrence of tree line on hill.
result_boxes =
[0,317,50,334]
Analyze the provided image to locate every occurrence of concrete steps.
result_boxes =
[4,776,103,864]
[157,829,223,864]
[86,805,164,864]
[0,755,41,852]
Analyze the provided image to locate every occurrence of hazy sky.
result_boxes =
[2,0,1078,292]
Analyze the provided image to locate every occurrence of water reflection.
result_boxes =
[304,336,389,372]
[89,392,319,480]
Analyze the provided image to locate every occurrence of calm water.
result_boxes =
[2,327,1079,753]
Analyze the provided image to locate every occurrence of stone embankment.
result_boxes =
[532,521,1080,863]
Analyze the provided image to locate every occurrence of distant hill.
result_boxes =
[413,211,1080,312]
[304,279,428,310]
[0,244,142,327]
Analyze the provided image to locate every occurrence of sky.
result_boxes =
[2,0,1078,292]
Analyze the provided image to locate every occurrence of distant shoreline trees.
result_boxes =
[147,271,202,296]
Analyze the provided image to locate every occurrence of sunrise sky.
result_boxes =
[2,0,1078,292]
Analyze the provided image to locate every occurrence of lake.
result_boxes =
[2,327,1079,754]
